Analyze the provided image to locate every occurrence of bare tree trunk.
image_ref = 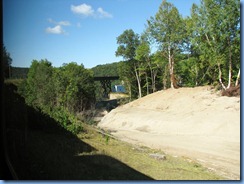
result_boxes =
[134,64,142,98]
[163,64,168,90]
[227,39,232,89]
[168,46,174,89]
[195,65,198,86]
[235,68,240,86]
[217,62,227,90]
[145,73,149,95]
[148,62,154,93]
[153,71,157,92]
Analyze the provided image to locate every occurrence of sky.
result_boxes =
[3,0,201,69]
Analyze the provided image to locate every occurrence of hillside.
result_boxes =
[98,86,240,179]
[91,62,120,77]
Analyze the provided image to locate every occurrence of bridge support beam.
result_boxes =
[94,76,120,99]
[100,79,111,99]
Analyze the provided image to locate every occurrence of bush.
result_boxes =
[23,60,96,134]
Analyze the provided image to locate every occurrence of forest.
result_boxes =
[115,0,240,99]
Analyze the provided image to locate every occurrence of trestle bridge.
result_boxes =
[94,76,120,98]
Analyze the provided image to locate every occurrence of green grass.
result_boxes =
[78,125,225,180]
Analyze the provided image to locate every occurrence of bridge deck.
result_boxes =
[94,76,119,81]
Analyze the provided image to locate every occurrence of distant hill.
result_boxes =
[10,62,122,79]
[91,62,121,77]
[10,67,29,79]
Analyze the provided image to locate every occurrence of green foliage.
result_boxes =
[25,59,54,108]
[23,59,95,134]
[115,29,140,60]
[55,62,96,112]
[91,62,119,77]
[148,0,185,51]
[188,0,240,88]
[116,0,240,95]
[116,29,146,98]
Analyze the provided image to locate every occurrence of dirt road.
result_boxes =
[98,86,240,179]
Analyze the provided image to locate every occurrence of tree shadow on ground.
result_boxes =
[3,83,152,180]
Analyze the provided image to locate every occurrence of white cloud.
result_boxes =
[46,19,70,35]
[48,18,71,26]
[71,3,94,16]
[71,4,113,18]
[97,7,113,18]
[58,21,71,26]
[45,25,65,34]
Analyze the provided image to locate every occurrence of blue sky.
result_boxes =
[3,0,201,69]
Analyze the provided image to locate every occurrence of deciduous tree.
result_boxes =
[147,0,185,89]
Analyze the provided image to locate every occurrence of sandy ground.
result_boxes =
[98,86,240,180]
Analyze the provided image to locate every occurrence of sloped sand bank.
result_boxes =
[98,86,240,179]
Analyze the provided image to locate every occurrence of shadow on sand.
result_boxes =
[3,83,152,180]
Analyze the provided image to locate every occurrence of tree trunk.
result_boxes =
[168,46,174,89]
[148,62,154,93]
[153,71,157,92]
[163,64,168,90]
[227,38,232,89]
[217,62,227,90]
[145,73,149,95]
[134,64,142,98]
[235,68,240,86]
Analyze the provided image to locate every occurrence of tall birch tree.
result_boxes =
[147,0,185,89]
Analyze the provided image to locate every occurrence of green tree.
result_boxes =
[115,29,142,98]
[147,0,186,89]
[135,34,151,94]
[189,0,240,89]
[24,60,95,134]
[25,59,55,110]
[57,62,95,112]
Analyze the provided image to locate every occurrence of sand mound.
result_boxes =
[98,86,240,179]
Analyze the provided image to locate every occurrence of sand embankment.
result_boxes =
[98,86,240,179]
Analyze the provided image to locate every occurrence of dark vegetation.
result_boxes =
[2,45,12,79]
[3,81,152,179]
[10,67,29,79]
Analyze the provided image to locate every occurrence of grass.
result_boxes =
[3,79,226,180]
[78,124,225,180]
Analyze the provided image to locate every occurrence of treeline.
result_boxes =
[91,62,119,77]
[19,59,95,133]
[116,0,240,99]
